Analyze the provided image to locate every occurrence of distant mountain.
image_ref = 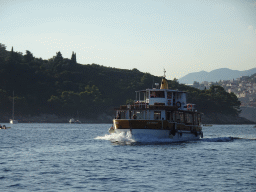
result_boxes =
[178,68,256,84]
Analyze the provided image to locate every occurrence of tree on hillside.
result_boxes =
[168,78,179,89]
[24,50,34,63]
[0,89,10,114]
[79,85,106,117]
[7,46,15,65]
[54,51,63,65]
[71,51,76,65]
[8,47,23,64]
[61,91,80,115]
[0,44,7,64]
[47,95,62,114]
[141,73,154,88]
[195,85,241,115]
[0,43,243,119]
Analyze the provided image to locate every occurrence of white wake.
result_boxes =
[95,131,181,144]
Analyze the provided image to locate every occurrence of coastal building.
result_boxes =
[191,74,256,107]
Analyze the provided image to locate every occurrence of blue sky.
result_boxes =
[1,0,256,79]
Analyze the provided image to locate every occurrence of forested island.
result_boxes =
[0,43,253,124]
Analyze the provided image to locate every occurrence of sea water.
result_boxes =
[0,123,256,191]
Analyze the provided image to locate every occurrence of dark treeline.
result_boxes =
[0,43,241,119]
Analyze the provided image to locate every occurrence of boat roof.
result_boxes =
[135,88,187,93]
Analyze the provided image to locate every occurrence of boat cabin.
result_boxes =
[135,88,187,110]
[115,77,201,126]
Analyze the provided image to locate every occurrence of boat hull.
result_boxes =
[0,127,11,129]
[112,119,202,141]
[10,119,18,124]
[114,128,202,141]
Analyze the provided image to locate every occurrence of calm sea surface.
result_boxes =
[0,123,256,192]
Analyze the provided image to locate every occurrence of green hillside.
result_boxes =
[0,43,241,120]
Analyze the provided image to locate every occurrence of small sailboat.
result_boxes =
[69,111,81,124]
[69,118,81,124]
[10,91,18,124]
[69,118,75,123]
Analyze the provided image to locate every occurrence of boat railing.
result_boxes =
[119,102,148,110]
[134,101,148,109]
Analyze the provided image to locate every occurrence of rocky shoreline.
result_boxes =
[201,113,255,124]
[0,113,113,124]
[1,113,255,124]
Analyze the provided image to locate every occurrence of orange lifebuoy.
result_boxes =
[187,104,192,110]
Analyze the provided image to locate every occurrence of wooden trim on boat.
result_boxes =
[113,119,202,132]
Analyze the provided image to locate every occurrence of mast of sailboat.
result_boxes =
[12,91,15,120]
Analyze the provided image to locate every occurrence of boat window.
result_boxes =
[122,111,126,119]
[150,91,165,98]
[176,111,184,123]
[136,111,144,119]
[116,111,125,119]
[197,114,201,124]
[132,111,137,119]
[154,111,161,120]
[179,112,184,123]
[193,113,198,125]
[175,111,180,123]
[146,91,150,99]
[185,113,193,124]
[173,92,176,104]
[167,92,172,99]
[167,112,174,121]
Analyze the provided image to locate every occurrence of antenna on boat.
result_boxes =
[163,68,166,78]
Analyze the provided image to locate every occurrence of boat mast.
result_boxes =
[12,91,15,120]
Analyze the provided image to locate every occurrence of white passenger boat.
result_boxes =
[109,71,203,141]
